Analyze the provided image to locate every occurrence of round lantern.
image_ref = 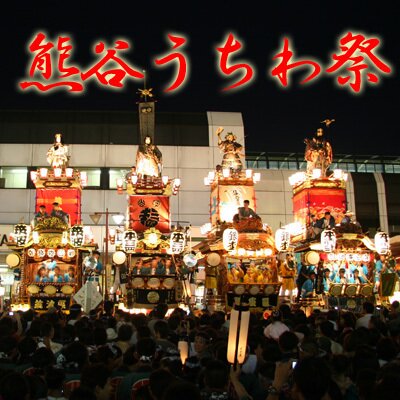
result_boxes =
[375,232,390,255]
[122,229,137,253]
[320,229,336,253]
[207,252,221,266]
[223,228,239,251]
[6,253,21,268]
[69,225,84,247]
[183,253,197,268]
[170,231,186,255]
[275,228,291,252]
[113,251,127,265]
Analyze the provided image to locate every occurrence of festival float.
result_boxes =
[195,127,280,312]
[113,88,190,313]
[6,134,96,312]
[287,121,393,310]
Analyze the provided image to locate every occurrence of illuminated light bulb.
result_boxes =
[237,248,246,257]
[30,171,38,182]
[174,178,181,187]
[162,176,169,186]
[245,169,253,178]
[204,177,210,186]
[253,172,261,182]
[208,171,215,181]
[32,231,40,244]
[131,175,138,184]
[264,248,273,256]
[80,171,87,186]
[343,173,348,182]
[333,169,343,180]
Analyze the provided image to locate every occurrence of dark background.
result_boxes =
[0,1,398,155]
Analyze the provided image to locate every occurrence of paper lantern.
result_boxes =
[54,167,62,178]
[30,171,37,182]
[227,307,250,365]
[65,168,74,178]
[312,169,322,179]
[131,175,138,184]
[6,253,21,268]
[222,168,230,178]
[122,229,137,253]
[13,224,30,247]
[162,176,169,186]
[275,228,291,252]
[178,341,189,365]
[245,169,253,178]
[320,229,336,253]
[40,168,48,178]
[223,228,239,251]
[32,231,40,244]
[375,232,390,255]
[170,231,186,254]
[207,252,221,266]
[70,225,84,247]
[113,251,127,265]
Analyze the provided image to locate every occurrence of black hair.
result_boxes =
[118,324,133,342]
[80,363,110,390]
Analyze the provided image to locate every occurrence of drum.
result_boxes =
[305,251,319,266]
[344,284,358,297]
[163,277,175,289]
[347,299,357,309]
[207,253,221,267]
[132,277,145,288]
[27,284,40,294]
[329,284,343,296]
[360,284,373,297]
[249,285,260,295]
[233,285,245,295]
[147,277,160,289]
[61,285,74,295]
[44,285,57,295]
[264,285,275,295]
[6,253,21,268]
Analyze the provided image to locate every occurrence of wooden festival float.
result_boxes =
[7,134,96,312]
[195,127,280,313]
[286,121,392,310]
[113,89,189,312]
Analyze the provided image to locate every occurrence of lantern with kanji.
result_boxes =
[223,228,239,251]
[275,228,290,252]
[14,224,30,247]
[170,231,186,254]
[321,229,336,253]
[122,230,138,253]
[374,232,390,255]
[69,225,84,247]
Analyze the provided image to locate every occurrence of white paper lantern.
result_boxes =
[122,229,137,253]
[375,232,390,255]
[320,229,336,253]
[275,228,291,252]
[170,231,186,254]
[113,251,127,265]
[223,228,239,251]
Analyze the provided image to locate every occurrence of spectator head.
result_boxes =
[69,386,97,400]
[154,320,169,339]
[0,372,30,400]
[163,381,201,400]
[203,360,229,391]
[117,324,133,342]
[149,369,176,400]
[363,301,374,314]
[278,331,299,353]
[45,366,65,391]
[80,363,111,400]
[136,337,156,361]
[194,331,210,355]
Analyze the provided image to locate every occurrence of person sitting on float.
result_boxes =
[323,268,332,292]
[349,269,367,284]
[164,258,176,275]
[228,261,244,283]
[35,266,49,283]
[50,266,64,283]
[301,271,316,298]
[64,266,76,283]
[315,211,336,230]
[34,205,49,225]
[139,258,152,275]
[155,257,166,275]
[333,268,348,284]
[237,200,259,220]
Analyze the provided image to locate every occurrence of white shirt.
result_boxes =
[356,313,373,329]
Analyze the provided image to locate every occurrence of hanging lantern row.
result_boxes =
[204,169,261,185]
[321,229,336,253]
[26,248,76,259]
[275,228,291,252]
[326,252,371,263]
[30,168,87,187]
[374,232,390,255]
[229,248,273,258]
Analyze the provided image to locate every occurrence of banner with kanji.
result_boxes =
[293,186,346,227]
[36,188,82,225]
[211,184,255,225]
[129,195,170,233]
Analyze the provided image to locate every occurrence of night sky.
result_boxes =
[1,1,398,155]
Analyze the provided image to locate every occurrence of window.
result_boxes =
[109,168,129,189]
[0,167,27,188]
[80,168,101,188]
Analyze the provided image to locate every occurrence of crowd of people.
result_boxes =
[1,298,400,400]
